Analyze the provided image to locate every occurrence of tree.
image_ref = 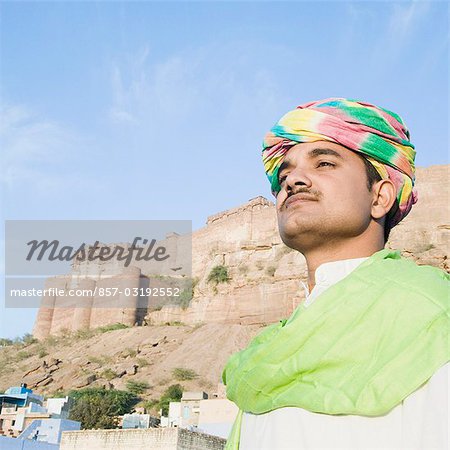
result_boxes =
[21,333,37,345]
[68,388,138,429]
[159,384,183,416]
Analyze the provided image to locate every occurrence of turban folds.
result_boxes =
[262,98,418,228]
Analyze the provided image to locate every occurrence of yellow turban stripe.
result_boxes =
[262,98,418,228]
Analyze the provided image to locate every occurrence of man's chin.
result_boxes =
[280,230,313,251]
[279,219,317,237]
[278,220,324,251]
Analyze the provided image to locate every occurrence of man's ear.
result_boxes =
[371,180,397,220]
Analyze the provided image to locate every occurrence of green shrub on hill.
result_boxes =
[68,387,138,429]
[207,265,230,285]
[0,333,37,348]
[97,323,130,333]
[0,338,13,347]
[173,367,198,381]
[100,369,118,381]
[125,380,150,395]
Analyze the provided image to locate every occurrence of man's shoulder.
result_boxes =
[370,248,448,281]
[360,248,449,305]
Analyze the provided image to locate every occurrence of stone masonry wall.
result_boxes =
[59,428,225,450]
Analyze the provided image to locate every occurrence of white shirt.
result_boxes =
[240,258,449,450]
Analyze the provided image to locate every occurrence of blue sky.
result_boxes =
[1,1,448,339]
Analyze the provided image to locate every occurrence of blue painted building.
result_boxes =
[0,385,43,410]
[0,383,80,450]
[0,435,58,449]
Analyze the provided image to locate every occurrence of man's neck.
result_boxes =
[304,243,384,291]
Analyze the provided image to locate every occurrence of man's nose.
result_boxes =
[285,168,312,192]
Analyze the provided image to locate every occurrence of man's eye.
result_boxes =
[278,174,287,185]
[317,161,335,167]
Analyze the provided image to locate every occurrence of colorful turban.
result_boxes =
[262,98,418,228]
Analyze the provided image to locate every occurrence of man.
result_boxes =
[222,98,449,449]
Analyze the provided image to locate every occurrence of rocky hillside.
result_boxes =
[0,322,262,405]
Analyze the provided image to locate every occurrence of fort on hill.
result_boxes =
[33,165,449,340]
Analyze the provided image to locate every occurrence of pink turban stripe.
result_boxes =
[262,98,418,228]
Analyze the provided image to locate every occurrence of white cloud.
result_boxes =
[107,41,289,131]
[1,104,71,166]
[109,106,137,124]
[0,103,100,196]
[387,1,431,41]
[369,0,431,68]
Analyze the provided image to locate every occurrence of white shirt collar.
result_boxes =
[301,257,368,307]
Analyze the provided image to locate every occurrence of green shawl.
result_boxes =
[222,249,449,449]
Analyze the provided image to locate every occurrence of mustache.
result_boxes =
[283,188,321,207]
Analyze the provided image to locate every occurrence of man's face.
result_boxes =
[276,141,375,251]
